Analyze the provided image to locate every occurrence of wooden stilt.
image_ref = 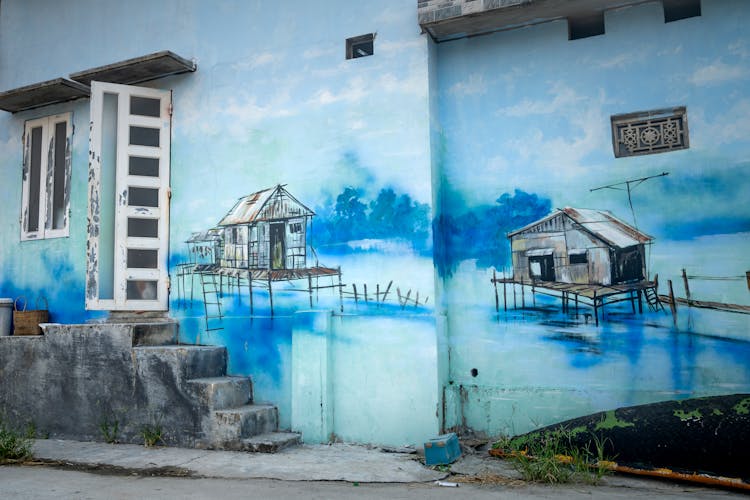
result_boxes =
[376,283,380,308]
[382,280,392,302]
[668,279,678,326]
[308,273,313,308]
[532,281,536,307]
[513,282,517,309]
[353,283,359,304]
[593,290,599,326]
[364,284,368,304]
[248,271,254,316]
[415,291,419,309]
[637,289,643,314]
[682,269,692,305]
[268,274,274,317]
[338,268,344,313]
[503,272,508,311]
[521,278,525,309]
[493,269,499,313]
[574,294,579,316]
[631,290,636,313]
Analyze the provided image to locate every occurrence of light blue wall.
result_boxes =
[435,0,750,435]
[0,0,438,445]
[2,0,749,445]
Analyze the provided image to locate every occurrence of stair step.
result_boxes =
[133,345,227,380]
[187,376,253,409]
[212,404,278,448]
[241,432,302,453]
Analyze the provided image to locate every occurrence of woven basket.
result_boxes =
[13,296,48,336]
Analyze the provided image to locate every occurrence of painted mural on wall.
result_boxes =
[173,183,432,331]
[436,0,750,436]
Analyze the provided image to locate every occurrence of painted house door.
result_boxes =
[86,81,171,311]
[270,223,285,270]
[529,255,555,282]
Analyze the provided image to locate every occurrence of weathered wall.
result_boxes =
[434,0,750,436]
[0,0,439,447]
[0,322,227,446]
[2,0,749,448]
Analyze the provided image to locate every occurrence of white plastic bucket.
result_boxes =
[0,298,12,336]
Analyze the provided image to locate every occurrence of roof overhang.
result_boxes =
[70,50,196,86]
[0,78,90,113]
[526,248,555,256]
[0,51,195,114]
[418,0,653,42]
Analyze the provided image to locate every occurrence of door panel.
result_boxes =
[87,81,171,311]
[270,223,285,270]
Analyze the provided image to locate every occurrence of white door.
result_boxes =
[86,81,171,311]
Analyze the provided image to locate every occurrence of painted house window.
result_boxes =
[21,113,72,241]
[346,33,375,59]
[569,251,588,264]
[289,222,302,233]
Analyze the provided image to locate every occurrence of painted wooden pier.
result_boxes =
[176,263,344,330]
[491,269,663,326]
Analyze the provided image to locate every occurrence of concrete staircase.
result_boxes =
[132,334,300,453]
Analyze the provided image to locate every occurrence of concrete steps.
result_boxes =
[133,345,227,380]
[187,376,253,409]
[137,343,301,453]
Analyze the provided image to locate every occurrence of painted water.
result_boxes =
[172,233,750,438]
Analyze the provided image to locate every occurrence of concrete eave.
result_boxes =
[418,0,655,41]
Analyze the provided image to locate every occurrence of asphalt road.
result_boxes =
[1,465,745,500]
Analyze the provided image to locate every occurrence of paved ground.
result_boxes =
[0,439,744,499]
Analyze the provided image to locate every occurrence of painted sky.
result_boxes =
[436,0,750,240]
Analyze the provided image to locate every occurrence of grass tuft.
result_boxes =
[492,428,612,484]
[0,418,33,462]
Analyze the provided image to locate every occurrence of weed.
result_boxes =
[492,429,612,484]
[100,416,120,444]
[141,412,164,447]
[24,421,37,439]
[0,418,33,462]
[140,423,163,447]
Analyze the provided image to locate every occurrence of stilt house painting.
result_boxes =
[217,185,314,271]
[508,207,653,286]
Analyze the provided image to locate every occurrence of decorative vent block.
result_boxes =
[611,107,689,158]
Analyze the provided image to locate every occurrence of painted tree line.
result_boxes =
[313,185,551,278]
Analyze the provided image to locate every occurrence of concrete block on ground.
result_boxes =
[187,376,253,410]
[241,432,302,453]
[211,404,279,449]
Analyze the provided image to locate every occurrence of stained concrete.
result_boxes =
[32,439,445,483]
[0,322,286,449]
[16,439,748,499]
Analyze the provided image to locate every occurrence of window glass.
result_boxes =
[128,187,159,207]
[130,96,161,117]
[129,156,159,177]
[51,121,68,229]
[128,218,159,238]
[129,126,160,147]
[27,126,43,233]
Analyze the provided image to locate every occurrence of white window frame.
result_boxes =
[21,112,72,241]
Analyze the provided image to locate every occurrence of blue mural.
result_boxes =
[1,0,749,445]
